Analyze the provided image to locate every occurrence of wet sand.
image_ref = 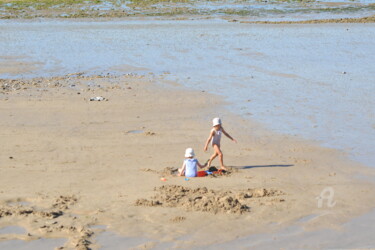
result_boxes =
[1,74,375,249]
[1,20,374,167]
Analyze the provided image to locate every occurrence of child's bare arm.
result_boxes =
[178,162,186,176]
[204,130,215,151]
[197,160,208,169]
[222,128,237,143]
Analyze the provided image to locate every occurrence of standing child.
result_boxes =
[178,148,207,177]
[204,117,237,170]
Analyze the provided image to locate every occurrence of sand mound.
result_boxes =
[140,167,179,177]
[136,185,284,214]
[0,206,64,219]
[52,195,78,210]
[159,167,179,177]
[246,188,285,198]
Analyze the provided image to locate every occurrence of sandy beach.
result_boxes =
[1,73,375,249]
[1,1,375,246]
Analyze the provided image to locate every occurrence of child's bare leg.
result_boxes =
[213,144,226,170]
[208,152,218,168]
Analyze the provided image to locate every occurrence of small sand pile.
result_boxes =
[159,167,179,177]
[140,167,179,177]
[0,206,63,219]
[52,195,78,210]
[136,185,286,214]
[170,216,186,223]
[247,188,285,198]
[145,131,156,136]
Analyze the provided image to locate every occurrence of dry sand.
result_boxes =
[1,74,375,249]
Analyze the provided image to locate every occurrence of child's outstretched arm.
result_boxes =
[204,129,215,151]
[222,128,237,143]
[197,160,208,169]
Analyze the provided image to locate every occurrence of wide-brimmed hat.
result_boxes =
[212,117,222,127]
[185,148,195,157]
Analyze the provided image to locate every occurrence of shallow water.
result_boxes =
[95,231,151,249]
[7,201,31,207]
[126,130,144,134]
[0,225,67,249]
[0,225,27,235]
[92,210,375,249]
[207,209,375,249]
[0,19,374,167]
[0,238,67,250]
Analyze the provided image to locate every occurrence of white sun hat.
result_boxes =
[185,148,195,158]
[212,117,222,127]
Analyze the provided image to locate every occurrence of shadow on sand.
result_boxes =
[232,164,294,170]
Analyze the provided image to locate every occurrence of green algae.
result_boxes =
[0,0,374,20]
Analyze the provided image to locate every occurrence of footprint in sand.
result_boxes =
[170,216,186,223]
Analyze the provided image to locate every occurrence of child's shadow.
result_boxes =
[233,164,294,170]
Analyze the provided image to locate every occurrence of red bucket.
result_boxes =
[197,171,208,177]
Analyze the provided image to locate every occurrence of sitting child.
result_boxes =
[178,148,207,177]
